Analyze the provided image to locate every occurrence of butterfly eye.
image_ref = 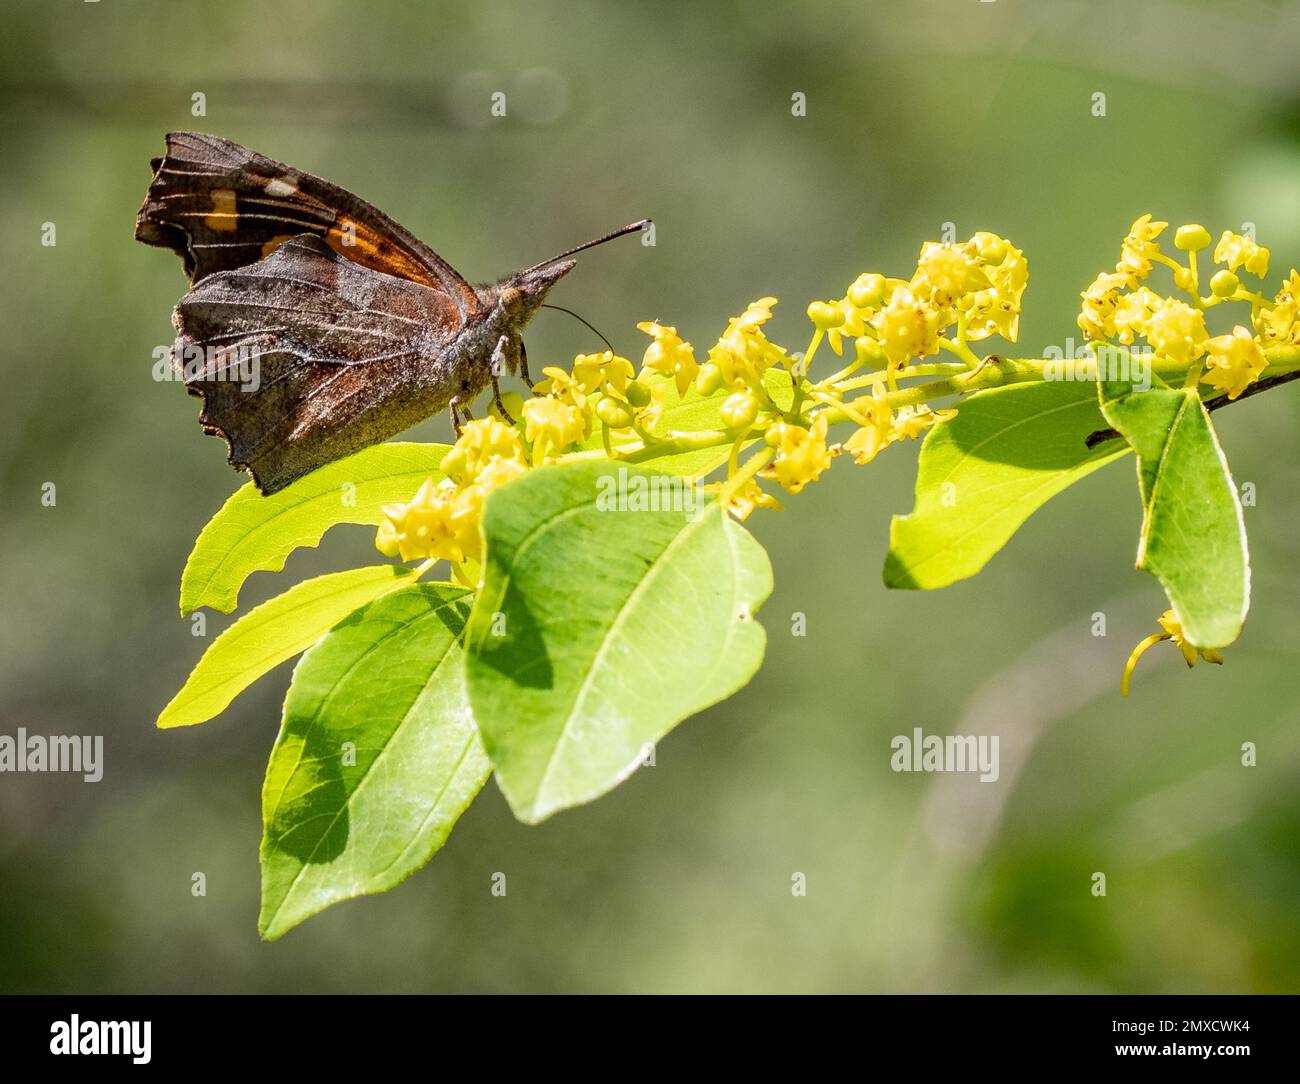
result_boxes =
[500,286,523,309]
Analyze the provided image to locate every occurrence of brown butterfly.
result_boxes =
[136,131,647,494]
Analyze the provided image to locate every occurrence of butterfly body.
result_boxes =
[137,131,643,494]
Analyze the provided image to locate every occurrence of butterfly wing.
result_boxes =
[136,130,479,315]
[173,234,470,495]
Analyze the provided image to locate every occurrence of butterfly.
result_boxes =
[136,131,647,494]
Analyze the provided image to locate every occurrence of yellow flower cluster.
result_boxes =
[807,232,1028,371]
[528,350,641,454]
[1078,214,1291,400]
[375,418,528,564]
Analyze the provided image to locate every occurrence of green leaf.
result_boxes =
[180,441,449,616]
[157,565,416,729]
[259,583,488,940]
[466,461,772,824]
[884,380,1130,589]
[1098,369,1249,648]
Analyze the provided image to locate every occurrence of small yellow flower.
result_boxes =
[872,287,941,367]
[1157,611,1224,668]
[710,297,784,389]
[707,477,783,521]
[373,477,470,564]
[1200,325,1266,400]
[966,232,1009,264]
[1213,230,1270,278]
[375,454,532,565]
[891,403,956,442]
[1077,271,1129,341]
[1144,297,1207,363]
[1254,298,1299,348]
[1251,270,1300,348]
[572,351,636,397]
[523,394,590,450]
[764,416,834,493]
[1109,285,1161,345]
[437,416,527,487]
[841,385,894,464]
[636,323,698,397]
[1121,609,1223,696]
[1116,213,1168,284]
[532,365,585,404]
[374,518,403,558]
[450,458,530,563]
[962,235,1028,342]
[911,241,992,309]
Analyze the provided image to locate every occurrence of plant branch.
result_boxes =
[1084,367,1300,450]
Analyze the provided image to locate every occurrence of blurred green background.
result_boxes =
[2,0,1299,993]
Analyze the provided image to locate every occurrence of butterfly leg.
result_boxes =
[490,376,516,426]
[519,339,533,391]
[485,334,520,425]
[450,394,474,437]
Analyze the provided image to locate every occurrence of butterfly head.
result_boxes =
[496,258,577,325]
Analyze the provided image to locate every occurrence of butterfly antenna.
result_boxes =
[540,304,616,353]
[521,219,651,276]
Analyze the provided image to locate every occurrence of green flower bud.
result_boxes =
[979,237,1008,263]
[439,447,467,481]
[853,336,886,368]
[807,301,845,329]
[624,380,652,407]
[1174,224,1212,252]
[848,273,887,309]
[695,363,723,396]
[596,396,634,429]
[1210,269,1240,298]
[720,392,760,431]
